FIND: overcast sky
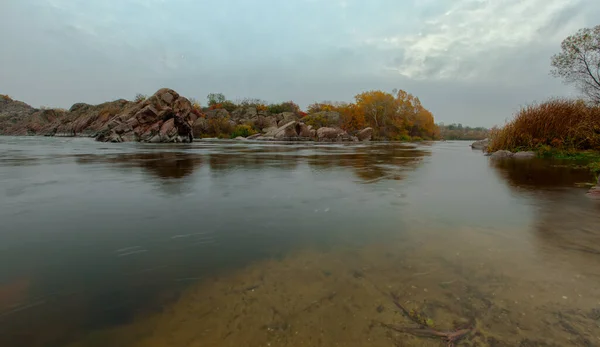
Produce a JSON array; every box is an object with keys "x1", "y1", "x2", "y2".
[{"x1": 1, "y1": 0, "x2": 599, "y2": 127}]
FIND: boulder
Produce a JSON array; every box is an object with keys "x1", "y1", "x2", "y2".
[
  {"x1": 277, "y1": 113, "x2": 298, "y2": 127},
  {"x1": 96, "y1": 89, "x2": 194, "y2": 143},
  {"x1": 297, "y1": 123, "x2": 312, "y2": 138},
  {"x1": 513, "y1": 151, "x2": 536, "y2": 159},
  {"x1": 471, "y1": 138, "x2": 489, "y2": 150},
  {"x1": 588, "y1": 177, "x2": 600, "y2": 199},
  {"x1": 246, "y1": 133, "x2": 263, "y2": 140},
  {"x1": 267, "y1": 121, "x2": 299, "y2": 139},
  {"x1": 192, "y1": 117, "x2": 208, "y2": 137},
  {"x1": 316, "y1": 127, "x2": 350, "y2": 142},
  {"x1": 490, "y1": 150, "x2": 514, "y2": 158},
  {"x1": 357, "y1": 127, "x2": 373, "y2": 141},
  {"x1": 205, "y1": 109, "x2": 230, "y2": 119}
]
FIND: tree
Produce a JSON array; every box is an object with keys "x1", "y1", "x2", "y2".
[
  {"x1": 207, "y1": 93, "x2": 226, "y2": 106},
  {"x1": 354, "y1": 90, "x2": 397, "y2": 129},
  {"x1": 551, "y1": 25, "x2": 600, "y2": 104}
]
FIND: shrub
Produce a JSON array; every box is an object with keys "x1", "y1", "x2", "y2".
[
  {"x1": 303, "y1": 113, "x2": 331, "y2": 129},
  {"x1": 134, "y1": 93, "x2": 147, "y2": 103},
  {"x1": 206, "y1": 117, "x2": 234, "y2": 137},
  {"x1": 0, "y1": 94, "x2": 13, "y2": 101},
  {"x1": 488, "y1": 99, "x2": 600, "y2": 152},
  {"x1": 221, "y1": 100, "x2": 237, "y2": 113},
  {"x1": 230, "y1": 124, "x2": 257, "y2": 138},
  {"x1": 267, "y1": 101, "x2": 301, "y2": 114},
  {"x1": 189, "y1": 97, "x2": 202, "y2": 110}
]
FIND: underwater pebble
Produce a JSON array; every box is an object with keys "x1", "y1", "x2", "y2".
[{"x1": 563, "y1": 296, "x2": 568, "y2": 299}]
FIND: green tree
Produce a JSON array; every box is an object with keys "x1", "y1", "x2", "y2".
[
  {"x1": 551, "y1": 25, "x2": 600, "y2": 104},
  {"x1": 207, "y1": 93, "x2": 226, "y2": 106}
]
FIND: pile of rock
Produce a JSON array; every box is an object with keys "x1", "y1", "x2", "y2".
[
  {"x1": 244, "y1": 120, "x2": 373, "y2": 142},
  {"x1": 96, "y1": 89, "x2": 196, "y2": 143}
]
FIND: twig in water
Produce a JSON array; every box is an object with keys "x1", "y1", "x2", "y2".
[{"x1": 380, "y1": 292, "x2": 474, "y2": 347}]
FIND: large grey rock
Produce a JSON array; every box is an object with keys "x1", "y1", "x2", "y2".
[
  {"x1": 490, "y1": 150, "x2": 514, "y2": 158},
  {"x1": 471, "y1": 138, "x2": 489, "y2": 150},
  {"x1": 513, "y1": 151, "x2": 536, "y2": 159},
  {"x1": 357, "y1": 127, "x2": 373, "y2": 141},
  {"x1": 265, "y1": 121, "x2": 299, "y2": 139},
  {"x1": 316, "y1": 127, "x2": 350, "y2": 141}
]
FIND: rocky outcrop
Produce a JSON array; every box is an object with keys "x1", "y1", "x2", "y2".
[
  {"x1": 2, "y1": 92, "x2": 375, "y2": 144},
  {"x1": 96, "y1": 89, "x2": 195, "y2": 143},
  {"x1": 0, "y1": 94, "x2": 132, "y2": 137},
  {"x1": 357, "y1": 127, "x2": 373, "y2": 141},
  {"x1": 471, "y1": 138, "x2": 489, "y2": 150}
]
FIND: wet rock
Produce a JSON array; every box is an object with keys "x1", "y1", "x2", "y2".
[
  {"x1": 588, "y1": 178, "x2": 600, "y2": 199},
  {"x1": 471, "y1": 138, "x2": 489, "y2": 150},
  {"x1": 490, "y1": 150, "x2": 514, "y2": 158},
  {"x1": 357, "y1": 127, "x2": 373, "y2": 141},
  {"x1": 513, "y1": 151, "x2": 536, "y2": 159}
]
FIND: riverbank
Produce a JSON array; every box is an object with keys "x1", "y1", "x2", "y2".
[
  {"x1": 480, "y1": 99, "x2": 600, "y2": 189},
  {"x1": 0, "y1": 88, "x2": 440, "y2": 143}
]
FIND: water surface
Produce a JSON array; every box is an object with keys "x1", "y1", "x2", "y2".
[{"x1": 0, "y1": 137, "x2": 599, "y2": 346}]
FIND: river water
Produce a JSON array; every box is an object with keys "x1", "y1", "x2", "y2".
[{"x1": 0, "y1": 137, "x2": 599, "y2": 346}]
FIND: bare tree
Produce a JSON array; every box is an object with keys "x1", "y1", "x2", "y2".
[{"x1": 551, "y1": 25, "x2": 600, "y2": 104}]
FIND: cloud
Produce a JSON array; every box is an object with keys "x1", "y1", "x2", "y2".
[
  {"x1": 0, "y1": 0, "x2": 599, "y2": 126},
  {"x1": 365, "y1": 0, "x2": 584, "y2": 80}
]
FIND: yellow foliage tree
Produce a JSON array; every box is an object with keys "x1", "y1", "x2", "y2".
[{"x1": 354, "y1": 90, "x2": 397, "y2": 130}]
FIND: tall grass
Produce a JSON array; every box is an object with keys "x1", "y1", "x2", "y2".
[{"x1": 488, "y1": 99, "x2": 600, "y2": 153}]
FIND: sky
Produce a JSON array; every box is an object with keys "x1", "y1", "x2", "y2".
[{"x1": 1, "y1": 0, "x2": 599, "y2": 127}]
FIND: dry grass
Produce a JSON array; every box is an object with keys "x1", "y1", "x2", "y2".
[{"x1": 489, "y1": 99, "x2": 600, "y2": 152}]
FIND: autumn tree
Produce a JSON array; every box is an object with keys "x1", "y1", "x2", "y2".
[
  {"x1": 354, "y1": 91, "x2": 397, "y2": 129},
  {"x1": 551, "y1": 25, "x2": 600, "y2": 104},
  {"x1": 338, "y1": 103, "x2": 366, "y2": 131}
]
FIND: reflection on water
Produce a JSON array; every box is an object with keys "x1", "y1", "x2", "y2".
[{"x1": 0, "y1": 138, "x2": 599, "y2": 346}]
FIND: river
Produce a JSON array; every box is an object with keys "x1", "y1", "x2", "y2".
[{"x1": 0, "y1": 137, "x2": 599, "y2": 346}]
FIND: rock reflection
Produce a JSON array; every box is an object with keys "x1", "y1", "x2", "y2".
[
  {"x1": 489, "y1": 157, "x2": 594, "y2": 189},
  {"x1": 77, "y1": 152, "x2": 202, "y2": 180},
  {"x1": 490, "y1": 157, "x2": 600, "y2": 273},
  {"x1": 306, "y1": 144, "x2": 429, "y2": 183}
]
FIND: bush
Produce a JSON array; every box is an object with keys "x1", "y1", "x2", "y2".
[
  {"x1": 189, "y1": 98, "x2": 201, "y2": 110},
  {"x1": 303, "y1": 113, "x2": 331, "y2": 129},
  {"x1": 230, "y1": 124, "x2": 257, "y2": 138},
  {"x1": 267, "y1": 101, "x2": 301, "y2": 114},
  {"x1": 206, "y1": 117, "x2": 234, "y2": 137},
  {"x1": 134, "y1": 93, "x2": 147, "y2": 103},
  {"x1": 489, "y1": 99, "x2": 600, "y2": 152},
  {"x1": 221, "y1": 100, "x2": 237, "y2": 113},
  {"x1": 0, "y1": 94, "x2": 13, "y2": 101}
]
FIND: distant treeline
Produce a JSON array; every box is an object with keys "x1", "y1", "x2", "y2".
[{"x1": 438, "y1": 123, "x2": 489, "y2": 141}]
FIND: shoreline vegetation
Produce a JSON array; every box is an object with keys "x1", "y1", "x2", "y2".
[
  {"x1": 0, "y1": 90, "x2": 490, "y2": 143},
  {"x1": 477, "y1": 24, "x2": 600, "y2": 192}
]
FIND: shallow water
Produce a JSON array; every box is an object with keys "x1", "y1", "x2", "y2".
[{"x1": 0, "y1": 137, "x2": 599, "y2": 346}]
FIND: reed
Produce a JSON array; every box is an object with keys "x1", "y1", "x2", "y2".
[{"x1": 488, "y1": 99, "x2": 600, "y2": 153}]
